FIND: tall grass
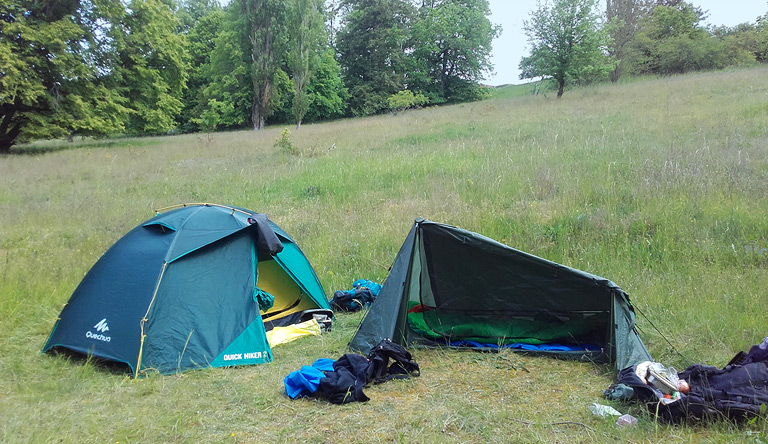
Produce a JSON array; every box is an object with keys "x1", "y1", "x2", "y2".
[{"x1": 2, "y1": 66, "x2": 768, "y2": 443}]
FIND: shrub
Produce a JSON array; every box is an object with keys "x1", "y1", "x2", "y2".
[
  {"x1": 386, "y1": 90, "x2": 429, "y2": 113},
  {"x1": 274, "y1": 128, "x2": 298, "y2": 155}
]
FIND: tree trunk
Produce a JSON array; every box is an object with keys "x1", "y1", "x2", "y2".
[
  {"x1": 0, "y1": 138, "x2": 13, "y2": 154},
  {"x1": 557, "y1": 80, "x2": 565, "y2": 98},
  {"x1": 251, "y1": 96, "x2": 265, "y2": 130},
  {"x1": 610, "y1": 57, "x2": 623, "y2": 83},
  {"x1": 0, "y1": 111, "x2": 24, "y2": 154},
  {"x1": 252, "y1": 114, "x2": 265, "y2": 130},
  {"x1": 251, "y1": 68, "x2": 272, "y2": 130}
]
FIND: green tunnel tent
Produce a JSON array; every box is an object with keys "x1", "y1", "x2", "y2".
[
  {"x1": 349, "y1": 218, "x2": 651, "y2": 370},
  {"x1": 42, "y1": 203, "x2": 331, "y2": 377}
]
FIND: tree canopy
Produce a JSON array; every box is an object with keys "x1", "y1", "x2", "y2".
[
  {"x1": 336, "y1": 0, "x2": 416, "y2": 116},
  {"x1": 519, "y1": 0, "x2": 767, "y2": 92},
  {"x1": 0, "y1": 0, "x2": 128, "y2": 152},
  {"x1": 114, "y1": 0, "x2": 188, "y2": 135},
  {"x1": 2, "y1": 0, "x2": 767, "y2": 150},
  {"x1": 520, "y1": 0, "x2": 614, "y2": 97},
  {"x1": 286, "y1": 0, "x2": 325, "y2": 128},
  {"x1": 625, "y1": 1, "x2": 754, "y2": 75},
  {"x1": 411, "y1": 0, "x2": 500, "y2": 104}
]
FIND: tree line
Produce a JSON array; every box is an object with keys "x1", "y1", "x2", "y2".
[
  {"x1": 520, "y1": 0, "x2": 768, "y2": 97},
  {"x1": 2, "y1": 0, "x2": 766, "y2": 152},
  {"x1": 0, "y1": 0, "x2": 499, "y2": 152}
]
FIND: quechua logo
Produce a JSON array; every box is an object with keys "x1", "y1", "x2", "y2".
[{"x1": 86, "y1": 318, "x2": 112, "y2": 342}]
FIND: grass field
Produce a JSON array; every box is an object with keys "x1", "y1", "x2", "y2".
[{"x1": 2, "y1": 66, "x2": 768, "y2": 443}]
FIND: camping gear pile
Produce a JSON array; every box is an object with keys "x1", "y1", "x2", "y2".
[
  {"x1": 605, "y1": 338, "x2": 768, "y2": 422},
  {"x1": 42, "y1": 207, "x2": 765, "y2": 425},
  {"x1": 42, "y1": 204, "x2": 331, "y2": 377},
  {"x1": 330, "y1": 279, "x2": 382, "y2": 312},
  {"x1": 284, "y1": 339, "x2": 420, "y2": 404}
]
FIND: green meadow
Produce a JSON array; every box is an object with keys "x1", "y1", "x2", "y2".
[{"x1": 2, "y1": 66, "x2": 768, "y2": 443}]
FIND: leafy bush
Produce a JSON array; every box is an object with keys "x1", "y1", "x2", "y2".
[
  {"x1": 274, "y1": 128, "x2": 298, "y2": 155},
  {"x1": 192, "y1": 99, "x2": 233, "y2": 133},
  {"x1": 274, "y1": 128, "x2": 328, "y2": 157},
  {"x1": 386, "y1": 90, "x2": 429, "y2": 113}
]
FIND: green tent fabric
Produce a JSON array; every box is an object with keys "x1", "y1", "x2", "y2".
[
  {"x1": 406, "y1": 302, "x2": 605, "y2": 345},
  {"x1": 349, "y1": 218, "x2": 652, "y2": 370},
  {"x1": 42, "y1": 203, "x2": 330, "y2": 377}
]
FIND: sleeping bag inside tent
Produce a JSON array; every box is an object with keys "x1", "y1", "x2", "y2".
[
  {"x1": 349, "y1": 218, "x2": 651, "y2": 370},
  {"x1": 42, "y1": 203, "x2": 330, "y2": 377}
]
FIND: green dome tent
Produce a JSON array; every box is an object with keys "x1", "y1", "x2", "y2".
[
  {"x1": 349, "y1": 218, "x2": 651, "y2": 370},
  {"x1": 42, "y1": 203, "x2": 330, "y2": 377}
]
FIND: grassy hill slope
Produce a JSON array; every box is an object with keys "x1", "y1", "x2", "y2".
[{"x1": 2, "y1": 66, "x2": 768, "y2": 443}]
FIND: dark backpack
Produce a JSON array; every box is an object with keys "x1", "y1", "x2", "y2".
[
  {"x1": 366, "y1": 339, "x2": 421, "y2": 384},
  {"x1": 330, "y1": 288, "x2": 375, "y2": 312},
  {"x1": 616, "y1": 359, "x2": 768, "y2": 422}
]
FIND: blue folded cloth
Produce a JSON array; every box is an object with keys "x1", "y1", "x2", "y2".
[
  {"x1": 284, "y1": 358, "x2": 337, "y2": 399},
  {"x1": 312, "y1": 358, "x2": 336, "y2": 372}
]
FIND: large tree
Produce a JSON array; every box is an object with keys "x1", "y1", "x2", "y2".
[
  {"x1": 177, "y1": 0, "x2": 224, "y2": 132},
  {"x1": 303, "y1": 49, "x2": 349, "y2": 122},
  {"x1": 410, "y1": 0, "x2": 500, "y2": 103},
  {"x1": 336, "y1": 0, "x2": 416, "y2": 116},
  {"x1": 626, "y1": 1, "x2": 717, "y2": 75},
  {"x1": 286, "y1": 0, "x2": 325, "y2": 128},
  {"x1": 242, "y1": 0, "x2": 288, "y2": 130},
  {"x1": 111, "y1": 0, "x2": 188, "y2": 135},
  {"x1": 758, "y1": 10, "x2": 768, "y2": 62},
  {"x1": 207, "y1": 0, "x2": 287, "y2": 131},
  {"x1": 0, "y1": 0, "x2": 128, "y2": 152},
  {"x1": 519, "y1": 0, "x2": 614, "y2": 98},
  {"x1": 205, "y1": 6, "x2": 253, "y2": 129},
  {"x1": 605, "y1": 0, "x2": 654, "y2": 82}
]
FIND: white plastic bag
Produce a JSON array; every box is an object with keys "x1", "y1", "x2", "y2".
[{"x1": 589, "y1": 402, "x2": 622, "y2": 418}]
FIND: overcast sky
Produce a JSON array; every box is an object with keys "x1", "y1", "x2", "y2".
[{"x1": 485, "y1": 0, "x2": 768, "y2": 86}]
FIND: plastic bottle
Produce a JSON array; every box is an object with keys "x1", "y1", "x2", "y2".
[
  {"x1": 759, "y1": 337, "x2": 768, "y2": 350},
  {"x1": 616, "y1": 414, "x2": 638, "y2": 427},
  {"x1": 589, "y1": 403, "x2": 622, "y2": 418}
]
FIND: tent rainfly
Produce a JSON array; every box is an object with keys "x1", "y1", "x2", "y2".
[
  {"x1": 42, "y1": 203, "x2": 331, "y2": 377},
  {"x1": 349, "y1": 218, "x2": 652, "y2": 370}
]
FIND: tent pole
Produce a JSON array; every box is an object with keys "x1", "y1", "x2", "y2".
[
  {"x1": 136, "y1": 262, "x2": 168, "y2": 378},
  {"x1": 154, "y1": 203, "x2": 253, "y2": 217}
]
